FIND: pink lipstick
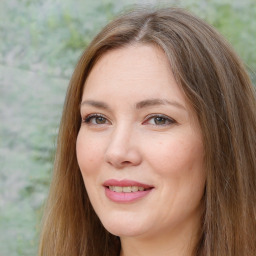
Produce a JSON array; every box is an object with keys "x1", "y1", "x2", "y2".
[{"x1": 103, "y1": 179, "x2": 154, "y2": 203}]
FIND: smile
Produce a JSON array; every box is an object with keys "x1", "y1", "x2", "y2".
[
  {"x1": 103, "y1": 179, "x2": 154, "y2": 203},
  {"x1": 108, "y1": 186, "x2": 148, "y2": 192}
]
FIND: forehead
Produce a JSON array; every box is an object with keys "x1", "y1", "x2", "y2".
[{"x1": 82, "y1": 44, "x2": 185, "y2": 105}]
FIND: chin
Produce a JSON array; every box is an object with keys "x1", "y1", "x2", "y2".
[
  {"x1": 106, "y1": 226, "x2": 146, "y2": 238},
  {"x1": 100, "y1": 215, "x2": 149, "y2": 237}
]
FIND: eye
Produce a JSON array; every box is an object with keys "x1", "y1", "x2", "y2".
[
  {"x1": 83, "y1": 114, "x2": 110, "y2": 125},
  {"x1": 144, "y1": 114, "x2": 176, "y2": 126}
]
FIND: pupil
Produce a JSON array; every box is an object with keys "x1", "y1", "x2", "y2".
[
  {"x1": 155, "y1": 117, "x2": 165, "y2": 125},
  {"x1": 96, "y1": 117, "x2": 105, "y2": 124}
]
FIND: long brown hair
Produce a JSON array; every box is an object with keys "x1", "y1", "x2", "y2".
[{"x1": 39, "y1": 7, "x2": 256, "y2": 256}]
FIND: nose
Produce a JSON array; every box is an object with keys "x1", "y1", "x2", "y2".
[{"x1": 104, "y1": 125, "x2": 142, "y2": 169}]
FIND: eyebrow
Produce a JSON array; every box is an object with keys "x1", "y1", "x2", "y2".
[
  {"x1": 80, "y1": 98, "x2": 186, "y2": 111},
  {"x1": 135, "y1": 98, "x2": 186, "y2": 111},
  {"x1": 80, "y1": 100, "x2": 109, "y2": 109}
]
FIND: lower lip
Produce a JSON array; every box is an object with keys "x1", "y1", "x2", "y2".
[{"x1": 104, "y1": 187, "x2": 152, "y2": 203}]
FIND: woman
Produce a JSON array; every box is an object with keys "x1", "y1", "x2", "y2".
[{"x1": 39, "y1": 7, "x2": 256, "y2": 256}]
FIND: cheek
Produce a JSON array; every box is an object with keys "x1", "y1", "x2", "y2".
[
  {"x1": 143, "y1": 134, "x2": 205, "y2": 203},
  {"x1": 145, "y1": 137, "x2": 204, "y2": 175},
  {"x1": 76, "y1": 131, "x2": 104, "y2": 175},
  {"x1": 150, "y1": 137, "x2": 205, "y2": 210}
]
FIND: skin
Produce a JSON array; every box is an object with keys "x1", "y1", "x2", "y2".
[{"x1": 76, "y1": 44, "x2": 206, "y2": 256}]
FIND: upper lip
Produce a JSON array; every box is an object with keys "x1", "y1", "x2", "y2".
[{"x1": 103, "y1": 179, "x2": 154, "y2": 189}]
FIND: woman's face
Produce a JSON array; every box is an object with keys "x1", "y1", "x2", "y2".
[{"x1": 76, "y1": 45, "x2": 205, "y2": 241}]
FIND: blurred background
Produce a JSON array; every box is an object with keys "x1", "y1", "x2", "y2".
[{"x1": 0, "y1": 0, "x2": 255, "y2": 255}]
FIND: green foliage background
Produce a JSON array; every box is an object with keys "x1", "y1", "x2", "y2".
[{"x1": 0, "y1": 0, "x2": 255, "y2": 255}]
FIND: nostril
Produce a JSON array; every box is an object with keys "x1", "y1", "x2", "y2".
[
  {"x1": 122, "y1": 161, "x2": 131, "y2": 165},
  {"x1": 105, "y1": 145, "x2": 142, "y2": 168}
]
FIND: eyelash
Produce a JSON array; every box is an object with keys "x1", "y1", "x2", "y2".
[
  {"x1": 82, "y1": 114, "x2": 176, "y2": 126},
  {"x1": 144, "y1": 114, "x2": 176, "y2": 126},
  {"x1": 82, "y1": 113, "x2": 109, "y2": 125}
]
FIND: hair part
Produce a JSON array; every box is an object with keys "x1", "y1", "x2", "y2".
[{"x1": 39, "y1": 7, "x2": 256, "y2": 256}]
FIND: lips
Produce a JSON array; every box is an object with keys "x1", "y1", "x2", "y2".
[{"x1": 103, "y1": 179, "x2": 154, "y2": 203}]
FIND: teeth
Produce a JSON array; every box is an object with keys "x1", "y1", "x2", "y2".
[
  {"x1": 123, "y1": 186, "x2": 132, "y2": 192},
  {"x1": 131, "y1": 186, "x2": 138, "y2": 192},
  {"x1": 109, "y1": 186, "x2": 145, "y2": 192}
]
